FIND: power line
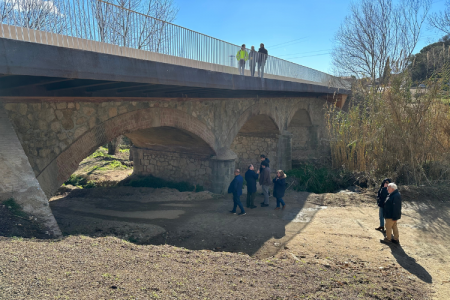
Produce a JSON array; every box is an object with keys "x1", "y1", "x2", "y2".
[
  {"x1": 278, "y1": 49, "x2": 332, "y2": 58},
  {"x1": 268, "y1": 37, "x2": 309, "y2": 48},
  {"x1": 287, "y1": 52, "x2": 331, "y2": 60}
]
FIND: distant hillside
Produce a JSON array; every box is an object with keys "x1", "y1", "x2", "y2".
[{"x1": 409, "y1": 34, "x2": 450, "y2": 83}]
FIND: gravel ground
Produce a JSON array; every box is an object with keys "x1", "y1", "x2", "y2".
[{"x1": 0, "y1": 235, "x2": 429, "y2": 299}]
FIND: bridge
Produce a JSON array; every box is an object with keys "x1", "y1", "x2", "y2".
[{"x1": 0, "y1": 0, "x2": 350, "y2": 236}]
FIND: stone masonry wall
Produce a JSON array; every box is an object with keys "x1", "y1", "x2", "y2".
[
  {"x1": 3, "y1": 97, "x2": 327, "y2": 196},
  {"x1": 132, "y1": 148, "x2": 213, "y2": 189},
  {"x1": 231, "y1": 135, "x2": 278, "y2": 173}
]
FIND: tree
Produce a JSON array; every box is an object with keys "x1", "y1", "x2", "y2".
[
  {"x1": 408, "y1": 35, "x2": 450, "y2": 83},
  {"x1": 332, "y1": 0, "x2": 431, "y2": 85},
  {"x1": 0, "y1": 0, "x2": 68, "y2": 32},
  {"x1": 429, "y1": 0, "x2": 450, "y2": 35}
]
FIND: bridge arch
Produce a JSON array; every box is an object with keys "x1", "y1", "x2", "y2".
[{"x1": 36, "y1": 107, "x2": 217, "y2": 196}]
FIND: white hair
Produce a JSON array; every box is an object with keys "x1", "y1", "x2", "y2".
[{"x1": 388, "y1": 183, "x2": 398, "y2": 190}]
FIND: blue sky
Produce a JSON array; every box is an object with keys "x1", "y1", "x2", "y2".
[{"x1": 174, "y1": 0, "x2": 446, "y2": 74}]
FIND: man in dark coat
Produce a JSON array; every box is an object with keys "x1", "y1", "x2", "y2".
[
  {"x1": 245, "y1": 164, "x2": 259, "y2": 209},
  {"x1": 376, "y1": 178, "x2": 391, "y2": 231},
  {"x1": 259, "y1": 154, "x2": 270, "y2": 173},
  {"x1": 228, "y1": 169, "x2": 246, "y2": 215},
  {"x1": 381, "y1": 183, "x2": 402, "y2": 244},
  {"x1": 257, "y1": 43, "x2": 268, "y2": 78},
  {"x1": 259, "y1": 161, "x2": 271, "y2": 207}
]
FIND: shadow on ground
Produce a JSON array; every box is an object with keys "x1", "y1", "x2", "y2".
[
  {"x1": 46, "y1": 187, "x2": 321, "y2": 257},
  {"x1": 387, "y1": 243, "x2": 433, "y2": 283}
]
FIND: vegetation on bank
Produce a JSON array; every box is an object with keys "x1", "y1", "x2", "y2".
[
  {"x1": 326, "y1": 67, "x2": 450, "y2": 186},
  {"x1": 122, "y1": 175, "x2": 204, "y2": 193}
]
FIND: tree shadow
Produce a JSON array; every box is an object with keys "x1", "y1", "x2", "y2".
[
  {"x1": 45, "y1": 187, "x2": 316, "y2": 257},
  {"x1": 387, "y1": 243, "x2": 433, "y2": 283}
]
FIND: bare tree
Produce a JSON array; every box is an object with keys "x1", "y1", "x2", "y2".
[
  {"x1": 429, "y1": 0, "x2": 450, "y2": 35},
  {"x1": 1, "y1": 0, "x2": 68, "y2": 32},
  {"x1": 332, "y1": 0, "x2": 431, "y2": 84}
]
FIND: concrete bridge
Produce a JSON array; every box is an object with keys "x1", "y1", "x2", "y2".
[{"x1": 0, "y1": 8, "x2": 350, "y2": 236}]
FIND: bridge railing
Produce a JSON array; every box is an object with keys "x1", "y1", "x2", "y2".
[{"x1": 0, "y1": 0, "x2": 347, "y2": 88}]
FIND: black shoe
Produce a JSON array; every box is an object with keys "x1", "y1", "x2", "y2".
[
  {"x1": 260, "y1": 201, "x2": 265, "y2": 204},
  {"x1": 261, "y1": 204, "x2": 269, "y2": 207},
  {"x1": 380, "y1": 238, "x2": 391, "y2": 244},
  {"x1": 238, "y1": 212, "x2": 246, "y2": 216},
  {"x1": 250, "y1": 206, "x2": 257, "y2": 209},
  {"x1": 392, "y1": 239, "x2": 400, "y2": 244},
  {"x1": 229, "y1": 211, "x2": 236, "y2": 214}
]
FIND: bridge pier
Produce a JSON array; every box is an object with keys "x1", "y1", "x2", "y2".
[
  {"x1": 276, "y1": 131, "x2": 293, "y2": 172},
  {"x1": 0, "y1": 104, "x2": 61, "y2": 237}
]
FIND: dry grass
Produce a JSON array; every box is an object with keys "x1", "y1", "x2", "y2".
[{"x1": 326, "y1": 67, "x2": 450, "y2": 185}]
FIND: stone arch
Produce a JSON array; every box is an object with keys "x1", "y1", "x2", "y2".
[
  {"x1": 227, "y1": 103, "x2": 284, "y2": 173},
  {"x1": 224, "y1": 103, "x2": 282, "y2": 148},
  {"x1": 36, "y1": 107, "x2": 216, "y2": 196}
]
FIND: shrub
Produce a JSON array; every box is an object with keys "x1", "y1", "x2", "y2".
[
  {"x1": 286, "y1": 165, "x2": 352, "y2": 194},
  {"x1": 123, "y1": 175, "x2": 196, "y2": 192}
]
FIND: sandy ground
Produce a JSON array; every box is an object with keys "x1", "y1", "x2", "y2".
[{"x1": 45, "y1": 186, "x2": 450, "y2": 299}]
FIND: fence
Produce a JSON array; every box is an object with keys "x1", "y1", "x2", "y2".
[{"x1": 0, "y1": 0, "x2": 345, "y2": 88}]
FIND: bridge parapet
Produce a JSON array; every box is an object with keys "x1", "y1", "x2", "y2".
[{"x1": 0, "y1": 0, "x2": 348, "y2": 89}]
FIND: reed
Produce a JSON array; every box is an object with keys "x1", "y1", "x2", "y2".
[{"x1": 326, "y1": 65, "x2": 450, "y2": 185}]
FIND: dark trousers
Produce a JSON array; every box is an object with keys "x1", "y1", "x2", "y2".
[
  {"x1": 276, "y1": 197, "x2": 285, "y2": 207},
  {"x1": 232, "y1": 194, "x2": 245, "y2": 213},
  {"x1": 246, "y1": 192, "x2": 256, "y2": 207}
]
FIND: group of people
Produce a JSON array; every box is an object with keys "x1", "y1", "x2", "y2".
[
  {"x1": 236, "y1": 43, "x2": 268, "y2": 77},
  {"x1": 376, "y1": 178, "x2": 402, "y2": 244},
  {"x1": 227, "y1": 155, "x2": 286, "y2": 216}
]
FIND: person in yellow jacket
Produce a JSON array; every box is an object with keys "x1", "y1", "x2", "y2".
[{"x1": 236, "y1": 44, "x2": 249, "y2": 75}]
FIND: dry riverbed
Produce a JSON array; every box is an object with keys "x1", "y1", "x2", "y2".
[{"x1": 1, "y1": 184, "x2": 449, "y2": 299}]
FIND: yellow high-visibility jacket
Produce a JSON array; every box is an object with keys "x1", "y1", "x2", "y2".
[{"x1": 236, "y1": 49, "x2": 249, "y2": 61}]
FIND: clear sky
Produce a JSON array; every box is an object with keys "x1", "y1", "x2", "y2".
[{"x1": 172, "y1": 0, "x2": 446, "y2": 74}]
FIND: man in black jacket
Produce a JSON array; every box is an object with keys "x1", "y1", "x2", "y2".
[
  {"x1": 381, "y1": 183, "x2": 402, "y2": 244},
  {"x1": 245, "y1": 164, "x2": 259, "y2": 209},
  {"x1": 257, "y1": 43, "x2": 268, "y2": 78},
  {"x1": 259, "y1": 161, "x2": 271, "y2": 207}
]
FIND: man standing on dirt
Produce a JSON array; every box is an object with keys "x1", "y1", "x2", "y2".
[
  {"x1": 259, "y1": 161, "x2": 271, "y2": 207},
  {"x1": 381, "y1": 183, "x2": 402, "y2": 244},
  {"x1": 228, "y1": 169, "x2": 246, "y2": 215},
  {"x1": 245, "y1": 164, "x2": 259, "y2": 209},
  {"x1": 259, "y1": 154, "x2": 271, "y2": 196}
]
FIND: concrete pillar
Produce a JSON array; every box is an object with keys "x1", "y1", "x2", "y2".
[
  {"x1": 0, "y1": 104, "x2": 61, "y2": 237},
  {"x1": 277, "y1": 131, "x2": 293, "y2": 172},
  {"x1": 210, "y1": 149, "x2": 237, "y2": 194}
]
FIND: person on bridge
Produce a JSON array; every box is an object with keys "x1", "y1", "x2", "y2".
[
  {"x1": 273, "y1": 170, "x2": 287, "y2": 210},
  {"x1": 249, "y1": 46, "x2": 258, "y2": 77},
  {"x1": 236, "y1": 44, "x2": 249, "y2": 76},
  {"x1": 259, "y1": 161, "x2": 271, "y2": 207},
  {"x1": 381, "y1": 183, "x2": 402, "y2": 245},
  {"x1": 258, "y1": 43, "x2": 268, "y2": 78},
  {"x1": 375, "y1": 178, "x2": 391, "y2": 232},
  {"x1": 245, "y1": 164, "x2": 259, "y2": 209},
  {"x1": 228, "y1": 169, "x2": 246, "y2": 215}
]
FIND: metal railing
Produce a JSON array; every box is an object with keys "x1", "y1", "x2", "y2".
[{"x1": 0, "y1": 0, "x2": 345, "y2": 88}]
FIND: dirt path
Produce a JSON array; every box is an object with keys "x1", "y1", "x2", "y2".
[{"x1": 47, "y1": 187, "x2": 450, "y2": 298}]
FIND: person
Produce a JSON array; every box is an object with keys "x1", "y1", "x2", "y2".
[
  {"x1": 249, "y1": 46, "x2": 257, "y2": 77},
  {"x1": 257, "y1": 43, "x2": 268, "y2": 78},
  {"x1": 259, "y1": 161, "x2": 271, "y2": 207},
  {"x1": 259, "y1": 154, "x2": 270, "y2": 173},
  {"x1": 227, "y1": 169, "x2": 246, "y2": 215},
  {"x1": 381, "y1": 183, "x2": 402, "y2": 244},
  {"x1": 375, "y1": 178, "x2": 391, "y2": 232},
  {"x1": 273, "y1": 170, "x2": 287, "y2": 210},
  {"x1": 259, "y1": 155, "x2": 271, "y2": 196},
  {"x1": 245, "y1": 164, "x2": 259, "y2": 208},
  {"x1": 236, "y1": 44, "x2": 249, "y2": 76}
]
